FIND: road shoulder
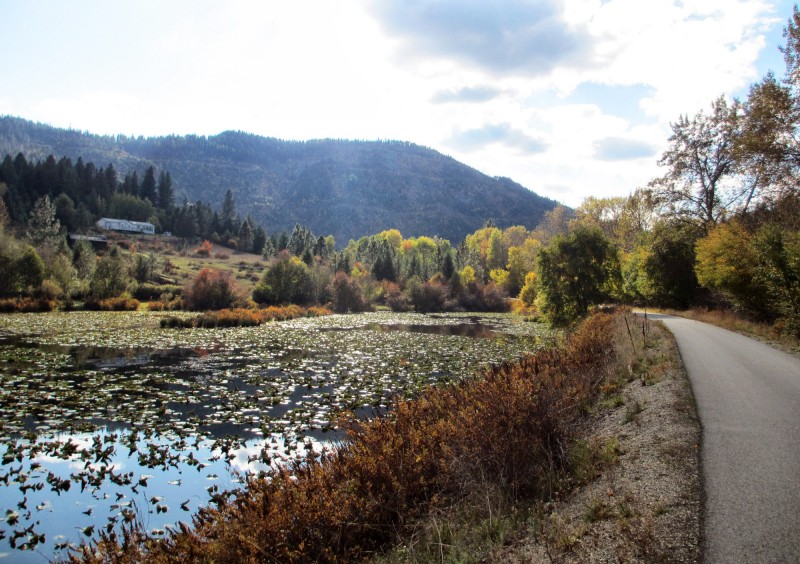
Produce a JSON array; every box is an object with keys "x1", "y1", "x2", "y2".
[{"x1": 502, "y1": 316, "x2": 702, "y2": 562}]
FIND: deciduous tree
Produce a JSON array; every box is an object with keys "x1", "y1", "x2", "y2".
[
  {"x1": 536, "y1": 227, "x2": 620, "y2": 326},
  {"x1": 253, "y1": 251, "x2": 315, "y2": 305},
  {"x1": 650, "y1": 97, "x2": 743, "y2": 231}
]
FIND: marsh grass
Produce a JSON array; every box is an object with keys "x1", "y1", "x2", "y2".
[
  {"x1": 159, "y1": 305, "x2": 332, "y2": 328},
  {"x1": 0, "y1": 297, "x2": 57, "y2": 312}
]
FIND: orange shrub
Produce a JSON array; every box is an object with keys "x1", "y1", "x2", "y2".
[
  {"x1": 0, "y1": 298, "x2": 57, "y2": 313},
  {"x1": 159, "y1": 305, "x2": 332, "y2": 328},
  {"x1": 194, "y1": 240, "x2": 213, "y2": 257},
  {"x1": 183, "y1": 268, "x2": 244, "y2": 311},
  {"x1": 85, "y1": 296, "x2": 140, "y2": 311}
]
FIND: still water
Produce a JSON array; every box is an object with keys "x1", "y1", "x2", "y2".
[{"x1": 0, "y1": 311, "x2": 551, "y2": 561}]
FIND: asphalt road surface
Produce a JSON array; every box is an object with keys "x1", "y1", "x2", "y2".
[{"x1": 644, "y1": 313, "x2": 800, "y2": 563}]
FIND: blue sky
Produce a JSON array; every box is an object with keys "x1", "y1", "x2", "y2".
[{"x1": 1, "y1": 0, "x2": 796, "y2": 206}]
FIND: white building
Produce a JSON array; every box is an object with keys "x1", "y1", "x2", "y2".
[{"x1": 96, "y1": 218, "x2": 155, "y2": 235}]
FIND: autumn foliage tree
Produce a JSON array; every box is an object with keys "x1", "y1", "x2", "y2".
[
  {"x1": 252, "y1": 251, "x2": 315, "y2": 306},
  {"x1": 183, "y1": 268, "x2": 244, "y2": 310},
  {"x1": 536, "y1": 227, "x2": 620, "y2": 326},
  {"x1": 330, "y1": 272, "x2": 371, "y2": 313},
  {"x1": 650, "y1": 96, "x2": 742, "y2": 231}
]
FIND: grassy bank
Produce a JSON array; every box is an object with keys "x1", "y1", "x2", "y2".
[{"x1": 66, "y1": 311, "x2": 629, "y2": 563}]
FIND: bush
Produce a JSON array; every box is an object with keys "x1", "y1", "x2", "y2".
[
  {"x1": 384, "y1": 282, "x2": 410, "y2": 312},
  {"x1": 330, "y1": 272, "x2": 371, "y2": 313},
  {"x1": 0, "y1": 298, "x2": 57, "y2": 313},
  {"x1": 37, "y1": 279, "x2": 63, "y2": 301},
  {"x1": 457, "y1": 282, "x2": 510, "y2": 312},
  {"x1": 195, "y1": 240, "x2": 213, "y2": 257},
  {"x1": 407, "y1": 278, "x2": 447, "y2": 313},
  {"x1": 134, "y1": 283, "x2": 182, "y2": 301},
  {"x1": 183, "y1": 268, "x2": 245, "y2": 311},
  {"x1": 85, "y1": 295, "x2": 140, "y2": 311},
  {"x1": 160, "y1": 305, "x2": 331, "y2": 328},
  {"x1": 253, "y1": 252, "x2": 315, "y2": 306},
  {"x1": 16, "y1": 247, "x2": 46, "y2": 295}
]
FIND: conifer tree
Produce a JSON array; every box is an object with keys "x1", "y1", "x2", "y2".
[
  {"x1": 157, "y1": 171, "x2": 174, "y2": 210},
  {"x1": 221, "y1": 189, "x2": 237, "y2": 233},
  {"x1": 140, "y1": 166, "x2": 157, "y2": 203},
  {"x1": 238, "y1": 218, "x2": 254, "y2": 252}
]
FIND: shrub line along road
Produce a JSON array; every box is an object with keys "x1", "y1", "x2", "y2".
[{"x1": 642, "y1": 313, "x2": 800, "y2": 563}]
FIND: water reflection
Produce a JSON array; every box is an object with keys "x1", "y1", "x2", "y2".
[
  {"x1": 322, "y1": 320, "x2": 500, "y2": 338},
  {"x1": 0, "y1": 429, "x2": 332, "y2": 562},
  {"x1": 364, "y1": 322, "x2": 498, "y2": 338},
  {"x1": 0, "y1": 311, "x2": 548, "y2": 561}
]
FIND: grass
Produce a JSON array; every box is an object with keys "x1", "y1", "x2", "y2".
[
  {"x1": 165, "y1": 252, "x2": 265, "y2": 292},
  {"x1": 623, "y1": 400, "x2": 644, "y2": 424},
  {"x1": 109, "y1": 233, "x2": 268, "y2": 294},
  {"x1": 569, "y1": 436, "x2": 621, "y2": 484}
]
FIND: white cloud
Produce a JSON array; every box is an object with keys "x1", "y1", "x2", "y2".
[
  {"x1": 561, "y1": 0, "x2": 777, "y2": 119},
  {"x1": 431, "y1": 86, "x2": 505, "y2": 104},
  {"x1": 368, "y1": 0, "x2": 593, "y2": 75}
]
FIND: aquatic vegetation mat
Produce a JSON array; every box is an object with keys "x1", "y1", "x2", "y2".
[
  {"x1": 0, "y1": 311, "x2": 553, "y2": 561},
  {"x1": 69, "y1": 312, "x2": 614, "y2": 563}
]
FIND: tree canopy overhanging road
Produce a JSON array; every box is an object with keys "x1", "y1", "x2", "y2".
[{"x1": 645, "y1": 313, "x2": 800, "y2": 563}]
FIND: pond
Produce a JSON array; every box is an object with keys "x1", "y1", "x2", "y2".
[{"x1": 0, "y1": 311, "x2": 555, "y2": 561}]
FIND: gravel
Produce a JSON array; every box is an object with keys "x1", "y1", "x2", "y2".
[{"x1": 499, "y1": 320, "x2": 702, "y2": 563}]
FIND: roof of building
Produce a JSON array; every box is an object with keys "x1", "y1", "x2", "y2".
[{"x1": 97, "y1": 218, "x2": 154, "y2": 227}]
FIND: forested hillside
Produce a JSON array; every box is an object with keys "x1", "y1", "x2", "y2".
[{"x1": 0, "y1": 117, "x2": 557, "y2": 244}]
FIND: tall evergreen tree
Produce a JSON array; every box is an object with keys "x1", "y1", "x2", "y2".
[
  {"x1": 123, "y1": 171, "x2": 140, "y2": 197},
  {"x1": 253, "y1": 226, "x2": 267, "y2": 255},
  {"x1": 221, "y1": 189, "x2": 237, "y2": 233},
  {"x1": 140, "y1": 166, "x2": 157, "y2": 204},
  {"x1": 237, "y1": 218, "x2": 254, "y2": 252},
  {"x1": 288, "y1": 224, "x2": 315, "y2": 257},
  {"x1": 157, "y1": 171, "x2": 174, "y2": 210},
  {"x1": 27, "y1": 195, "x2": 62, "y2": 250}
]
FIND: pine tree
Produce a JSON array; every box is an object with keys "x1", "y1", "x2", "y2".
[
  {"x1": 123, "y1": 171, "x2": 140, "y2": 196},
  {"x1": 27, "y1": 195, "x2": 62, "y2": 250},
  {"x1": 157, "y1": 171, "x2": 174, "y2": 210},
  {"x1": 221, "y1": 189, "x2": 237, "y2": 233},
  {"x1": 289, "y1": 224, "x2": 315, "y2": 257},
  {"x1": 261, "y1": 237, "x2": 276, "y2": 259},
  {"x1": 442, "y1": 252, "x2": 455, "y2": 280},
  {"x1": 253, "y1": 226, "x2": 267, "y2": 255},
  {"x1": 237, "y1": 218, "x2": 254, "y2": 252},
  {"x1": 140, "y1": 166, "x2": 157, "y2": 203},
  {"x1": 105, "y1": 164, "x2": 118, "y2": 195}
]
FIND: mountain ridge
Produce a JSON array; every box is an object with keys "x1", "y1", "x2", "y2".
[{"x1": 0, "y1": 115, "x2": 558, "y2": 244}]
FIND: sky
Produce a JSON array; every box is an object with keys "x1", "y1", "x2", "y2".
[{"x1": 1, "y1": 0, "x2": 796, "y2": 207}]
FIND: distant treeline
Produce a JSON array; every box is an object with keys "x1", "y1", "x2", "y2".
[{"x1": 0, "y1": 152, "x2": 282, "y2": 254}]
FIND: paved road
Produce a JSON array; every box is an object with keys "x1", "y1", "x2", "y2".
[{"x1": 644, "y1": 313, "x2": 800, "y2": 563}]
